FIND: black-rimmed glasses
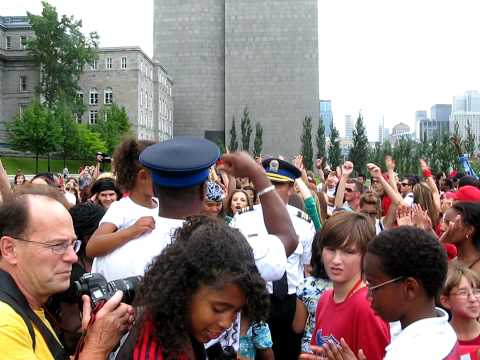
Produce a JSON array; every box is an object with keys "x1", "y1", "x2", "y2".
[{"x1": 13, "y1": 237, "x2": 81, "y2": 255}]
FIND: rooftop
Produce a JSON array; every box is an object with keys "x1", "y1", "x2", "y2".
[{"x1": 0, "y1": 16, "x2": 31, "y2": 30}]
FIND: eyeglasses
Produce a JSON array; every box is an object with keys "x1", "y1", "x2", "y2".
[
  {"x1": 400, "y1": 183, "x2": 410, "y2": 186},
  {"x1": 360, "y1": 210, "x2": 378, "y2": 217},
  {"x1": 450, "y1": 288, "x2": 480, "y2": 299},
  {"x1": 13, "y1": 237, "x2": 81, "y2": 255},
  {"x1": 366, "y1": 276, "x2": 404, "y2": 295},
  {"x1": 345, "y1": 188, "x2": 354, "y2": 193}
]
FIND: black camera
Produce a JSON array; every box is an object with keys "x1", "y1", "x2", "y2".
[
  {"x1": 96, "y1": 152, "x2": 112, "y2": 164},
  {"x1": 74, "y1": 273, "x2": 141, "y2": 307}
]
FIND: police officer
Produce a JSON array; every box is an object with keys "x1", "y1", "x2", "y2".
[
  {"x1": 231, "y1": 157, "x2": 316, "y2": 360},
  {"x1": 93, "y1": 139, "x2": 296, "y2": 285}
]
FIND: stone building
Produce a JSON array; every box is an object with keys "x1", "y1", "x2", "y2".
[
  {"x1": 0, "y1": 16, "x2": 38, "y2": 148},
  {"x1": 77, "y1": 47, "x2": 174, "y2": 142},
  {"x1": 154, "y1": 0, "x2": 319, "y2": 159},
  {"x1": 0, "y1": 16, "x2": 173, "y2": 147}
]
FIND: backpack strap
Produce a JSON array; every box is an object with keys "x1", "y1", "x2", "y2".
[{"x1": 0, "y1": 269, "x2": 68, "y2": 360}]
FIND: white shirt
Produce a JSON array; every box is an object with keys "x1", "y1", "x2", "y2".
[
  {"x1": 403, "y1": 192, "x2": 414, "y2": 207},
  {"x1": 384, "y1": 308, "x2": 458, "y2": 360},
  {"x1": 92, "y1": 216, "x2": 183, "y2": 281},
  {"x1": 231, "y1": 204, "x2": 315, "y2": 293},
  {"x1": 98, "y1": 196, "x2": 158, "y2": 230}
]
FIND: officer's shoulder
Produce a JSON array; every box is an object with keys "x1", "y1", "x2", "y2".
[
  {"x1": 295, "y1": 209, "x2": 312, "y2": 223},
  {"x1": 237, "y1": 206, "x2": 255, "y2": 215}
]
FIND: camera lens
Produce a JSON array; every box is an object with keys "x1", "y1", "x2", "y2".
[{"x1": 107, "y1": 276, "x2": 142, "y2": 305}]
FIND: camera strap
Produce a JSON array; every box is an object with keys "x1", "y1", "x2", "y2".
[{"x1": 0, "y1": 269, "x2": 68, "y2": 360}]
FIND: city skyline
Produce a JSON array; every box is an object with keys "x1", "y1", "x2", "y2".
[{"x1": 3, "y1": 0, "x2": 480, "y2": 141}]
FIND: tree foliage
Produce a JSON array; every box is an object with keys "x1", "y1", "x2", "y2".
[
  {"x1": 349, "y1": 113, "x2": 369, "y2": 175},
  {"x1": 240, "y1": 106, "x2": 253, "y2": 153},
  {"x1": 77, "y1": 124, "x2": 107, "y2": 161},
  {"x1": 253, "y1": 122, "x2": 263, "y2": 158},
  {"x1": 6, "y1": 101, "x2": 61, "y2": 172},
  {"x1": 301, "y1": 116, "x2": 314, "y2": 170},
  {"x1": 465, "y1": 119, "x2": 476, "y2": 156},
  {"x1": 328, "y1": 122, "x2": 341, "y2": 169},
  {"x1": 94, "y1": 104, "x2": 132, "y2": 154},
  {"x1": 316, "y1": 115, "x2": 326, "y2": 160},
  {"x1": 27, "y1": 1, "x2": 99, "y2": 108},
  {"x1": 54, "y1": 101, "x2": 81, "y2": 166},
  {"x1": 229, "y1": 116, "x2": 239, "y2": 152}
]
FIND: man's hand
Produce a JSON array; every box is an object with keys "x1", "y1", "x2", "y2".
[
  {"x1": 367, "y1": 163, "x2": 382, "y2": 179},
  {"x1": 220, "y1": 152, "x2": 264, "y2": 179},
  {"x1": 419, "y1": 159, "x2": 429, "y2": 171},
  {"x1": 81, "y1": 291, "x2": 134, "y2": 357},
  {"x1": 385, "y1": 155, "x2": 395, "y2": 172},
  {"x1": 341, "y1": 161, "x2": 354, "y2": 179}
]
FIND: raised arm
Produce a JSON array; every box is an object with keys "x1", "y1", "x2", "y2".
[
  {"x1": 221, "y1": 152, "x2": 298, "y2": 256},
  {"x1": 0, "y1": 160, "x2": 12, "y2": 204},
  {"x1": 367, "y1": 163, "x2": 406, "y2": 207},
  {"x1": 385, "y1": 155, "x2": 399, "y2": 194},
  {"x1": 420, "y1": 159, "x2": 441, "y2": 213},
  {"x1": 334, "y1": 161, "x2": 353, "y2": 210}
]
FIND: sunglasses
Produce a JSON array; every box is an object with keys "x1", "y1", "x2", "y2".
[{"x1": 400, "y1": 182, "x2": 410, "y2": 186}]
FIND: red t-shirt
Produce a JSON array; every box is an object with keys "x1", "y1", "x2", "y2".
[
  {"x1": 459, "y1": 334, "x2": 480, "y2": 358},
  {"x1": 311, "y1": 287, "x2": 390, "y2": 359}
]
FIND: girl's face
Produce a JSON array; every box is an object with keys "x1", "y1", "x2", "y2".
[
  {"x1": 322, "y1": 245, "x2": 362, "y2": 286},
  {"x1": 188, "y1": 283, "x2": 246, "y2": 343},
  {"x1": 15, "y1": 175, "x2": 25, "y2": 185},
  {"x1": 443, "y1": 276, "x2": 480, "y2": 320},
  {"x1": 231, "y1": 192, "x2": 248, "y2": 214},
  {"x1": 441, "y1": 208, "x2": 467, "y2": 244}
]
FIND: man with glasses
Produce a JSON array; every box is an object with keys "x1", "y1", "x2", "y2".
[
  {"x1": 0, "y1": 187, "x2": 133, "y2": 359},
  {"x1": 399, "y1": 176, "x2": 416, "y2": 207}
]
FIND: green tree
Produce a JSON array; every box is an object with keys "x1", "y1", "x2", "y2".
[
  {"x1": 77, "y1": 124, "x2": 107, "y2": 161},
  {"x1": 393, "y1": 137, "x2": 415, "y2": 174},
  {"x1": 54, "y1": 101, "x2": 81, "y2": 167},
  {"x1": 229, "y1": 116, "x2": 239, "y2": 152},
  {"x1": 301, "y1": 116, "x2": 314, "y2": 170},
  {"x1": 348, "y1": 113, "x2": 369, "y2": 175},
  {"x1": 465, "y1": 119, "x2": 476, "y2": 156},
  {"x1": 316, "y1": 116, "x2": 326, "y2": 159},
  {"x1": 27, "y1": 1, "x2": 98, "y2": 108},
  {"x1": 240, "y1": 106, "x2": 253, "y2": 153},
  {"x1": 328, "y1": 122, "x2": 341, "y2": 169},
  {"x1": 94, "y1": 104, "x2": 132, "y2": 154},
  {"x1": 6, "y1": 101, "x2": 61, "y2": 173},
  {"x1": 253, "y1": 122, "x2": 263, "y2": 158}
]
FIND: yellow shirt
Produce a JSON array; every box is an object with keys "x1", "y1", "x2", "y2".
[{"x1": 0, "y1": 301, "x2": 59, "y2": 360}]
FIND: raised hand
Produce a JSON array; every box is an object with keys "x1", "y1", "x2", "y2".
[
  {"x1": 384, "y1": 155, "x2": 395, "y2": 171},
  {"x1": 367, "y1": 163, "x2": 382, "y2": 179},
  {"x1": 342, "y1": 161, "x2": 354, "y2": 178},
  {"x1": 396, "y1": 206, "x2": 413, "y2": 227}
]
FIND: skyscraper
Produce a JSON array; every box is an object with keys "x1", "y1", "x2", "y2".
[
  {"x1": 415, "y1": 110, "x2": 427, "y2": 140},
  {"x1": 430, "y1": 104, "x2": 452, "y2": 138},
  {"x1": 154, "y1": 0, "x2": 319, "y2": 158},
  {"x1": 345, "y1": 114, "x2": 353, "y2": 140},
  {"x1": 320, "y1": 100, "x2": 333, "y2": 137}
]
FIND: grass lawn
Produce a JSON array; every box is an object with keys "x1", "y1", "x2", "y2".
[{"x1": 1, "y1": 156, "x2": 88, "y2": 175}]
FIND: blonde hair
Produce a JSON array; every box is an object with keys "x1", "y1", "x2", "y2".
[
  {"x1": 414, "y1": 182, "x2": 439, "y2": 228},
  {"x1": 442, "y1": 262, "x2": 480, "y2": 296}
]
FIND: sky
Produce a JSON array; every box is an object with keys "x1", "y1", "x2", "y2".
[{"x1": 4, "y1": 0, "x2": 480, "y2": 140}]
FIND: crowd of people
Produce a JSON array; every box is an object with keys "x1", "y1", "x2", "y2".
[{"x1": 0, "y1": 136, "x2": 480, "y2": 360}]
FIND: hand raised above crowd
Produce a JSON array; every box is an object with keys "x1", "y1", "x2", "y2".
[
  {"x1": 341, "y1": 161, "x2": 354, "y2": 179},
  {"x1": 220, "y1": 151, "x2": 264, "y2": 180},
  {"x1": 367, "y1": 163, "x2": 382, "y2": 178},
  {"x1": 384, "y1": 155, "x2": 395, "y2": 172}
]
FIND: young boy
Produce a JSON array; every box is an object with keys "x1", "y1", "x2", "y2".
[
  {"x1": 441, "y1": 263, "x2": 480, "y2": 357},
  {"x1": 302, "y1": 226, "x2": 461, "y2": 360}
]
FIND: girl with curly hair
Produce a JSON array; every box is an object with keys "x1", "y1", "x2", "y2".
[
  {"x1": 116, "y1": 216, "x2": 270, "y2": 360},
  {"x1": 87, "y1": 138, "x2": 156, "y2": 269}
]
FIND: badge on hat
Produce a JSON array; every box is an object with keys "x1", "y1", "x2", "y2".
[{"x1": 269, "y1": 160, "x2": 279, "y2": 173}]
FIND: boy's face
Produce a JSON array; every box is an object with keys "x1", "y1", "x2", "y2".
[
  {"x1": 364, "y1": 252, "x2": 406, "y2": 323},
  {"x1": 442, "y1": 276, "x2": 480, "y2": 320},
  {"x1": 322, "y1": 246, "x2": 362, "y2": 286}
]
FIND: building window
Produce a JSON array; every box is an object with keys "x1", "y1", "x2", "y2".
[
  {"x1": 89, "y1": 110, "x2": 98, "y2": 125},
  {"x1": 75, "y1": 113, "x2": 82, "y2": 123},
  {"x1": 89, "y1": 88, "x2": 98, "y2": 105},
  {"x1": 6, "y1": 36, "x2": 11, "y2": 50},
  {"x1": 19, "y1": 76, "x2": 27, "y2": 92},
  {"x1": 20, "y1": 36, "x2": 27, "y2": 49},
  {"x1": 106, "y1": 57, "x2": 112, "y2": 69},
  {"x1": 104, "y1": 88, "x2": 113, "y2": 104},
  {"x1": 19, "y1": 104, "x2": 28, "y2": 117},
  {"x1": 76, "y1": 91, "x2": 84, "y2": 104},
  {"x1": 91, "y1": 59, "x2": 97, "y2": 70},
  {"x1": 121, "y1": 57, "x2": 127, "y2": 69},
  {"x1": 140, "y1": 90, "x2": 143, "y2": 107}
]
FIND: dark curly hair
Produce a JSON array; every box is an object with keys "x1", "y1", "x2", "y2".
[
  {"x1": 133, "y1": 216, "x2": 269, "y2": 359},
  {"x1": 452, "y1": 202, "x2": 480, "y2": 250},
  {"x1": 367, "y1": 226, "x2": 447, "y2": 298},
  {"x1": 113, "y1": 138, "x2": 155, "y2": 192}
]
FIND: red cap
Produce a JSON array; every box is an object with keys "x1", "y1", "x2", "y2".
[{"x1": 452, "y1": 185, "x2": 480, "y2": 202}]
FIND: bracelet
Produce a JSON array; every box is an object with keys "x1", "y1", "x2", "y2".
[
  {"x1": 423, "y1": 168, "x2": 432, "y2": 178},
  {"x1": 257, "y1": 185, "x2": 275, "y2": 197}
]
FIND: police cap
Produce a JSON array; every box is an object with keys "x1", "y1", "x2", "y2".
[
  {"x1": 261, "y1": 158, "x2": 301, "y2": 183},
  {"x1": 139, "y1": 137, "x2": 220, "y2": 188}
]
